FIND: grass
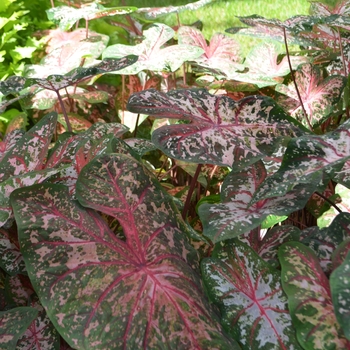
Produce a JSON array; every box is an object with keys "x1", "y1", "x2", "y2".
[{"x1": 122, "y1": 0, "x2": 311, "y2": 56}]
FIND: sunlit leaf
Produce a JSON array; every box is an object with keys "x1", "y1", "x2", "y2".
[
  {"x1": 276, "y1": 63, "x2": 346, "y2": 127},
  {"x1": 279, "y1": 241, "x2": 350, "y2": 349},
  {"x1": 135, "y1": 0, "x2": 215, "y2": 20},
  {"x1": 127, "y1": 88, "x2": 302, "y2": 167},
  {"x1": 11, "y1": 155, "x2": 239, "y2": 349},
  {"x1": 202, "y1": 240, "x2": 300, "y2": 349},
  {"x1": 46, "y1": 3, "x2": 137, "y2": 31},
  {"x1": 103, "y1": 23, "x2": 204, "y2": 74}
]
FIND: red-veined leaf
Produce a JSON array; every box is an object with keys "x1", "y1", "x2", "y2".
[
  {"x1": 276, "y1": 63, "x2": 346, "y2": 127},
  {"x1": 0, "y1": 307, "x2": 38, "y2": 349},
  {"x1": 10, "y1": 154, "x2": 239, "y2": 349},
  {"x1": 0, "y1": 112, "x2": 57, "y2": 183},
  {"x1": 202, "y1": 239, "x2": 301, "y2": 349},
  {"x1": 199, "y1": 160, "x2": 314, "y2": 242},
  {"x1": 279, "y1": 242, "x2": 350, "y2": 349},
  {"x1": 127, "y1": 88, "x2": 301, "y2": 167}
]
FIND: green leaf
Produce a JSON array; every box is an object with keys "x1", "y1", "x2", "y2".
[
  {"x1": 202, "y1": 240, "x2": 301, "y2": 349},
  {"x1": 11, "y1": 155, "x2": 238, "y2": 349},
  {"x1": 0, "y1": 307, "x2": 38, "y2": 349},
  {"x1": 279, "y1": 242, "x2": 349, "y2": 349}
]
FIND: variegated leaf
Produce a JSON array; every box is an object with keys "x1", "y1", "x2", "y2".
[
  {"x1": 0, "y1": 307, "x2": 38, "y2": 349},
  {"x1": 301, "y1": 213, "x2": 350, "y2": 273},
  {"x1": 5, "y1": 274, "x2": 34, "y2": 307},
  {"x1": 135, "y1": 0, "x2": 215, "y2": 20},
  {"x1": 332, "y1": 238, "x2": 350, "y2": 270},
  {"x1": 239, "y1": 225, "x2": 301, "y2": 268},
  {"x1": 127, "y1": 89, "x2": 301, "y2": 167},
  {"x1": 202, "y1": 240, "x2": 300, "y2": 349},
  {"x1": 0, "y1": 112, "x2": 57, "y2": 183},
  {"x1": 252, "y1": 118, "x2": 350, "y2": 202},
  {"x1": 177, "y1": 26, "x2": 242, "y2": 77},
  {"x1": 103, "y1": 23, "x2": 204, "y2": 74},
  {"x1": 330, "y1": 248, "x2": 350, "y2": 340},
  {"x1": 0, "y1": 168, "x2": 64, "y2": 227},
  {"x1": 0, "y1": 229, "x2": 25, "y2": 275},
  {"x1": 198, "y1": 161, "x2": 313, "y2": 242},
  {"x1": 279, "y1": 242, "x2": 350, "y2": 349},
  {"x1": 16, "y1": 300, "x2": 60, "y2": 350},
  {"x1": 11, "y1": 155, "x2": 239, "y2": 349},
  {"x1": 0, "y1": 129, "x2": 24, "y2": 162},
  {"x1": 276, "y1": 63, "x2": 346, "y2": 127},
  {"x1": 26, "y1": 56, "x2": 138, "y2": 91},
  {"x1": 46, "y1": 3, "x2": 137, "y2": 31}
]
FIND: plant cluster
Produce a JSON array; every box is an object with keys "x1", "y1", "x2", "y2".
[{"x1": 0, "y1": 0, "x2": 350, "y2": 349}]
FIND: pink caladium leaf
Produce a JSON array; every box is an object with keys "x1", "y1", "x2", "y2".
[
  {"x1": 198, "y1": 160, "x2": 314, "y2": 242},
  {"x1": 46, "y1": 3, "x2": 137, "y2": 31},
  {"x1": 177, "y1": 26, "x2": 242, "y2": 77},
  {"x1": 310, "y1": 1, "x2": 350, "y2": 16},
  {"x1": 25, "y1": 31, "x2": 110, "y2": 78},
  {"x1": 301, "y1": 213, "x2": 350, "y2": 273},
  {"x1": 239, "y1": 225, "x2": 301, "y2": 268},
  {"x1": 228, "y1": 41, "x2": 307, "y2": 87},
  {"x1": 0, "y1": 112, "x2": 57, "y2": 183},
  {"x1": 201, "y1": 239, "x2": 301, "y2": 349},
  {"x1": 26, "y1": 56, "x2": 138, "y2": 91},
  {"x1": 0, "y1": 307, "x2": 38, "y2": 349},
  {"x1": 10, "y1": 154, "x2": 239, "y2": 349},
  {"x1": 0, "y1": 228, "x2": 26, "y2": 275},
  {"x1": 279, "y1": 242, "x2": 350, "y2": 349},
  {"x1": 5, "y1": 274, "x2": 35, "y2": 307},
  {"x1": 332, "y1": 237, "x2": 350, "y2": 270},
  {"x1": 127, "y1": 88, "x2": 302, "y2": 167},
  {"x1": 0, "y1": 129, "x2": 24, "y2": 162},
  {"x1": 226, "y1": 15, "x2": 315, "y2": 47},
  {"x1": 276, "y1": 63, "x2": 346, "y2": 127},
  {"x1": 102, "y1": 23, "x2": 204, "y2": 74},
  {"x1": 16, "y1": 300, "x2": 60, "y2": 350},
  {"x1": 252, "y1": 118, "x2": 350, "y2": 202},
  {"x1": 330, "y1": 248, "x2": 350, "y2": 340}
]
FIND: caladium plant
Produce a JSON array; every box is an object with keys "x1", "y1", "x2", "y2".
[{"x1": 2, "y1": 0, "x2": 350, "y2": 348}]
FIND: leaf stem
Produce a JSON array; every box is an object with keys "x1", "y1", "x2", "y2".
[
  {"x1": 314, "y1": 191, "x2": 342, "y2": 213},
  {"x1": 56, "y1": 90, "x2": 72, "y2": 133},
  {"x1": 182, "y1": 164, "x2": 202, "y2": 220},
  {"x1": 283, "y1": 27, "x2": 313, "y2": 131}
]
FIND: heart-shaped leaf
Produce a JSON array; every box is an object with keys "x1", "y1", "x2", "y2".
[
  {"x1": 26, "y1": 56, "x2": 138, "y2": 91},
  {"x1": 199, "y1": 160, "x2": 314, "y2": 242},
  {"x1": 11, "y1": 154, "x2": 239, "y2": 349},
  {"x1": 276, "y1": 63, "x2": 346, "y2": 127},
  {"x1": 127, "y1": 88, "x2": 302, "y2": 167},
  {"x1": 0, "y1": 307, "x2": 38, "y2": 349},
  {"x1": 253, "y1": 118, "x2": 350, "y2": 202},
  {"x1": 301, "y1": 212, "x2": 350, "y2": 273},
  {"x1": 0, "y1": 112, "x2": 57, "y2": 183},
  {"x1": 103, "y1": 23, "x2": 204, "y2": 74},
  {"x1": 330, "y1": 250, "x2": 350, "y2": 340},
  {"x1": 177, "y1": 26, "x2": 242, "y2": 77},
  {"x1": 46, "y1": 3, "x2": 137, "y2": 31},
  {"x1": 202, "y1": 239, "x2": 301, "y2": 349},
  {"x1": 279, "y1": 241, "x2": 350, "y2": 349}
]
